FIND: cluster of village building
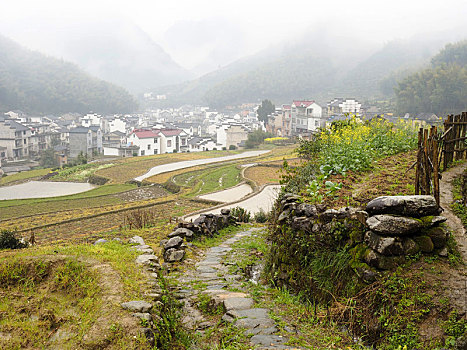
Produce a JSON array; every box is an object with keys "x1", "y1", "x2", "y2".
[{"x1": 0, "y1": 98, "x2": 439, "y2": 173}]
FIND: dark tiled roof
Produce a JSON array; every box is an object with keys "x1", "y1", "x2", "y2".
[{"x1": 69, "y1": 127, "x2": 90, "y2": 133}]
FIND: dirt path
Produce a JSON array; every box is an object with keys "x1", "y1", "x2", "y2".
[
  {"x1": 439, "y1": 162, "x2": 467, "y2": 262},
  {"x1": 437, "y1": 162, "x2": 467, "y2": 316}
]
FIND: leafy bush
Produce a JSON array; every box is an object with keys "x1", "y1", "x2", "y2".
[
  {"x1": 229, "y1": 145, "x2": 237, "y2": 150},
  {"x1": 0, "y1": 230, "x2": 27, "y2": 250},
  {"x1": 254, "y1": 209, "x2": 269, "y2": 223},
  {"x1": 245, "y1": 130, "x2": 274, "y2": 148},
  {"x1": 230, "y1": 207, "x2": 251, "y2": 222}
]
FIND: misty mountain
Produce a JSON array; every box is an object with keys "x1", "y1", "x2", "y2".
[
  {"x1": 151, "y1": 29, "x2": 373, "y2": 107},
  {"x1": 56, "y1": 21, "x2": 191, "y2": 93},
  {"x1": 0, "y1": 34, "x2": 138, "y2": 114},
  {"x1": 3, "y1": 18, "x2": 192, "y2": 94},
  {"x1": 152, "y1": 30, "x2": 463, "y2": 108},
  {"x1": 163, "y1": 18, "x2": 250, "y2": 76},
  {"x1": 337, "y1": 39, "x2": 442, "y2": 98}
]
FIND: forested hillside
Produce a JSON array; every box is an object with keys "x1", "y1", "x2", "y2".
[
  {"x1": 150, "y1": 35, "x2": 452, "y2": 108},
  {"x1": 395, "y1": 40, "x2": 467, "y2": 115},
  {"x1": 0, "y1": 35, "x2": 138, "y2": 114}
]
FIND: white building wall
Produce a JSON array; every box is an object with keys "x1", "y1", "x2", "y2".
[
  {"x1": 109, "y1": 119, "x2": 126, "y2": 133},
  {"x1": 103, "y1": 147, "x2": 119, "y2": 156},
  {"x1": 216, "y1": 126, "x2": 228, "y2": 148},
  {"x1": 128, "y1": 135, "x2": 160, "y2": 156}
]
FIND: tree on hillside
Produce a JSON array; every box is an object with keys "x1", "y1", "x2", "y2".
[
  {"x1": 39, "y1": 148, "x2": 58, "y2": 168},
  {"x1": 245, "y1": 130, "x2": 274, "y2": 148},
  {"x1": 395, "y1": 41, "x2": 467, "y2": 116},
  {"x1": 257, "y1": 99, "x2": 275, "y2": 122}
]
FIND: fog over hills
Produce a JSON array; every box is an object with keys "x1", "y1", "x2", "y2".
[
  {"x1": 0, "y1": 35, "x2": 138, "y2": 114},
  {"x1": 0, "y1": 18, "x2": 192, "y2": 94},
  {"x1": 151, "y1": 28, "x2": 466, "y2": 108}
]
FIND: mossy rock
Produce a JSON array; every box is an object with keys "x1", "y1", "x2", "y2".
[
  {"x1": 413, "y1": 235, "x2": 434, "y2": 253},
  {"x1": 402, "y1": 237, "x2": 420, "y2": 255},
  {"x1": 364, "y1": 249, "x2": 406, "y2": 270},
  {"x1": 353, "y1": 262, "x2": 379, "y2": 283},
  {"x1": 350, "y1": 228, "x2": 364, "y2": 244},
  {"x1": 425, "y1": 226, "x2": 448, "y2": 248}
]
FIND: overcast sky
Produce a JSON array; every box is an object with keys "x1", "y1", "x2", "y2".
[{"x1": 1, "y1": 0, "x2": 466, "y2": 71}]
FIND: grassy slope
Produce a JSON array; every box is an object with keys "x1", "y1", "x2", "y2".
[
  {"x1": 0, "y1": 241, "x2": 148, "y2": 349},
  {"x1": 270, "y1": 150, "x2": 467, "y2": 349},
  {"x1": 0, "y1": 168, "x2": 52, "y2": 186}
]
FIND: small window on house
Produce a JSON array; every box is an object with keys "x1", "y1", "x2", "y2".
[
  {"x1": 141, "y1": 150, "x2": 145, "y2": 156},
  {"x1": 167, "y1": 140, "x2": 172, "y2": 147},
  {"x1": 154, "y1": 138, "x2": 158, "y2": 143},
  {"x1": 24, "y1": 139, "x2": 26, "y2": 144},
  {"x1": 154, "y1": 149, "x2": 158, "y2": 154},
  {"x1": 23, "y1": 131, "x2": 26, "y2": 135},
  {"x1": 147, "y1": 144, "x2": 151, "y2": 150}
]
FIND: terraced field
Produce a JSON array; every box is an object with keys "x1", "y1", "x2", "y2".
[
  {"x1": 0, "y1": 145, "x2": 295, "y2": 245},
  {"x1": 96, "y1": 150, "x2": 241, "y2": 183},
  {"x1": 172, "y1": 164, "x2": 242, "y2": 197},
  {"x1": 14, "y1": 199, "x2": 209, "y2": 245}
]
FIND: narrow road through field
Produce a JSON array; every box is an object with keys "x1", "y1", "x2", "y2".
[
  {"x1": 185, "y1": 184, "x2": 281, "y2": 221},
  {"x1": 135, "y1": 150, "x2": 270, "y2": 182},
  {"x1": 439, "y1": 162, "x2": 467, "y2": 262}
]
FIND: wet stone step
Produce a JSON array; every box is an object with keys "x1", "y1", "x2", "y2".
[
  {"x1": 206, "y1": 284, "x2": 227, "y2": 290},
  {"x1": 250, "y1": 334, "x2": 288, "y2": 347},
  {"x1": 223, "y1": 297, "x2": 254, "y2": 311},
  {"x1": 196, "y1": 266, "x2": 217, "y2": 273},
  {"x1": 245, "y1": 325, "x2": 278, "y2": 336},
  {"x1": 227, "y1": 308, "x2": 270, "y2": 319},
  {"x1": 209, "y1": 246, "x2": 232, "y2": 254},
  {"x1": 235, "y1": 316, "x2": 276, "y2": 329}
]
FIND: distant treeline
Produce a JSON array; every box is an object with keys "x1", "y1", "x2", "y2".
[
  {"x1": 0, "y1": 35, "x2": 138, "y2": 114},
  {"x1": 395, "y1": 41, "x2": 467, "y2": 116}
]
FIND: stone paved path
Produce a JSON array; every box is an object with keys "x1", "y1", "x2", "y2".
[
  {"x1": 439, "y1": 162, "x2": 467, "y2": 262},
  {"x1": 171, "y1": 227, "x2": 300, "y2": 350}
]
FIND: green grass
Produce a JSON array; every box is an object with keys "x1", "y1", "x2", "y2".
[
  {"x1": 51, "y1": 163, "x2": 113, "y2": 182},
  {"x1": 226, "y1": 229, "x2": 268, "y2": 271},
  {"x1": 0, "y1": 168, "x2": 52, "y2": 185},
  {"x1": 173, "y1": 164, "x2": 242, "y2": 197},
  {"x1": 0, "y1": 257, "x2": 101, "y2": 349},
  {"x1": 192, "y1": 225, "x2": 248, "y2": 249},
  {"x1": 0, "y1": 241, "x2": 148, "y2": 349},
  {"x1": 0, "y1": 184, "x2": 136, "y2": 209},
  {"x1": 6, "y1": 240, "x2": 145, "y2": 297}
]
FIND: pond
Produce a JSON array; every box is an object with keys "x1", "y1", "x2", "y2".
[{"x1": 0, "y1": 181, "x2": 96, "y2": 200}]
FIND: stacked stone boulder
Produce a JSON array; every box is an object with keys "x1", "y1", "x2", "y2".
[
  {"x1": 362, "y1": 195, "x2": 448, "y2": 270},
  {"x1": 162, "y1": 209, "x2": 236, "y2": 263},
  {"x1": 276, "y1": 193, "x2": 361, "y2": 235},
  {"x1": 270, "y1": 194, "x2": 451, "y2": 289}
]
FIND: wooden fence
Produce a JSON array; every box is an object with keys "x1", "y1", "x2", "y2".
[
  {"x1": 443, "y1": 112, "x2": 467, "y2": 169},
  {"x1": 414, "y1": 112, "x2": 467, "y2": 207},
  {"x1": 414, "y1": 126, "x2": 440, "y2": 205}
]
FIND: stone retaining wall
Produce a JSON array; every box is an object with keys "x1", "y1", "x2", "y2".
[
  {"x1": 269, "y1": 194, "x2": 449, "y2": 288},
  {"x1": 162, "y1": 209, "x2": 236, "y2": 263}
]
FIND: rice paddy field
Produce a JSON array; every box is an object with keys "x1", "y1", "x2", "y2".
[{"x1": 0, "y1": 146, "x2": 293, "y2": 245}]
